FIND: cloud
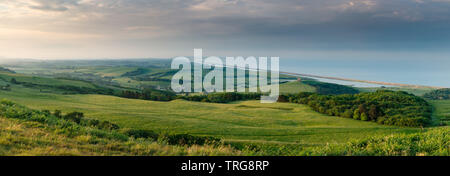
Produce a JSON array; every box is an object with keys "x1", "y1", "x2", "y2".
[
  {"x1": 27, "y1": 0, "x2": 80, "y2": 12},
  {"x1": 1, "y1": 0, "x2": 450, "y2": 59},
  {"x1": 29, "y1": 4, "x2": 67, "y2": 11}
]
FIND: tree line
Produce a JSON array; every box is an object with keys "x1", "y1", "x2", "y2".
[
  {"x1": 279, "y1": 90, "x2": 432, "y2": 127},
  {"x1": 301, "y1": 80, "x2": 360, "y2": 95},
  {"x1": 119, "y1": 89, "x2": 262, "y2": 103},
  {"x1": 119, "y1": 88, "x2": 177, "y2": 101},
  {"x1": 178, "y1": 92, "x2": 262, "y2": 103}
]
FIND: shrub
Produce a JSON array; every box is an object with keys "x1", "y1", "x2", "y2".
[
  {"x1": 53, "y1": 110, "x2": 62, "y2": 118},
  {"x1": 97, "y1": 120, "x2": 120, "y2": 130},
  {"x1": 63, "y1": 112, "x2": 84, "y2": 124},
  {"x1": 360, "y1": 113, "x2": 368, "y2": 121},
  {"x1": 353, "y1": 109, "x2": 360, "y2": 120},
  {"x1": 123, "y1": 129, "x2": 159, "y2": 140},
  {"x1": 162, "y1": 134, "x2": 221, "y2": 146}
]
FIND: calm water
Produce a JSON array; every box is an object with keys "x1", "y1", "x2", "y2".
[{"x1": 279, "y1": 58, "x2": 450, "y2": 88}]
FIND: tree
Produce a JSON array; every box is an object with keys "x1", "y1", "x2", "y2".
[
  {"x1": 358, "y1": 104, "x2": 367, "y2": 115},
  {"x1": 368, "y1": 105, "x2": 379, "y2": 121},
  {"x1": 353, "y1": 109, "x2": 360, "y2": 120},
  {"x1": 360, "y1": 113, "x2": 369, "y2": 121},
  {"x1": 10, "y1": 78, "x2": 17, "y2": 84},
  {"x1": 271, "y1": 90, "x2": 431, "y2": 127},
  {"x1": 53, "y1": 110, "x2": 62, "y2": 118},
  {"x1": 343, "y1": 109, "x2": 353, "y2": 118}
]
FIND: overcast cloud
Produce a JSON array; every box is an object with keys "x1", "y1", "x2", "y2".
[{"x1": 0, "y1": 0, "x2": 450, "y2": 59}]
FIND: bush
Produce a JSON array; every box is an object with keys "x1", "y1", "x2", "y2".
[
  {"x1": 360, "y1": 113, "x2": 368, "y2": 121},
  {"x1": 123, "y1": 129, "x2": 159, "y2": 140},
  {"x1": 63, "y1": 112, "x2": 84, "y2": 124},
  {"x1": 161, "y1": 134, "x2": 221, "y2": 146},
  {"x1": 0, "y1": 100, "x2": 117, "y2": 138},
  {"x1": 97, "y1": 120, "x2": 120, "y2": 130},
  {"x1": 53, "y1": 110, "x2": 62, "y2": 118}
]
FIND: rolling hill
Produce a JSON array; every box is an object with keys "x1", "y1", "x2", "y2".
[{"x1": 0, "y1": 60, "x2": 448, "y2": 156}]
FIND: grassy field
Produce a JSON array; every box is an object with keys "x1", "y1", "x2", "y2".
[
  {"x1": 0, "y1": 61, "x2": 448, "y2": 156},
  {"x1": 0, "y1": 110, "x2": 240, "y2": 156},
  {"x1": 2, "y1": 98, "x2": 446, "y2": 156},
  {"x1": 0, "y1": 86, "x2": 424, "y2": 147},
  {"x1": 430, "y1": 100, "x2": 450, "y2": 126},
  {"x1": 279, "y1": 81, "x2": 316, "y2": 94}
]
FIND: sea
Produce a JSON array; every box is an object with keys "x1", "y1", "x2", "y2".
[{"x1": 279, "y1": 58, "x2": 450, "y2": 88}]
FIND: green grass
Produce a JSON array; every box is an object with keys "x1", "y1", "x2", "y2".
[
  {"x1": 0, "y1": 86, "x2": 423, "y2": 147},
  {"x1": 279, "y1": 81, "x2": 316, "y2": 94},
  {"x1": 0, "y1": 112, "x2": 240, "y2": 156},
  {"x1": 1, "y1": 61, "x2": 447, "y2": 156},
  {"x1": 430, "y1": 100, "x2": 450, "y2": 126},
  {"x1": 306, "y1": 127, "x2": 449, "y2": 156},
  {"x1": 3, "y1": 98, "x2": 445, "y2": 156}
]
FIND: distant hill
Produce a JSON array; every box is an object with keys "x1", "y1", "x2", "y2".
[
  {"x1": 0, "y1": 72, "x2": 116, "y2": 95},
  {"x1": 423, "y1": 88, "x2": 450, "y2": 100},
  {"x1": 301, "y1": 80, "x2": 359, "y2": 95},
  {"x1": 279, "y1": 80, "x2": 359, "y2": 95},
  {"x1": 0, "y1": 67, "x2": 15, "y2": 73},
  {"x1": 279, "y1": 81, "x2": 316, "y2": 94}
]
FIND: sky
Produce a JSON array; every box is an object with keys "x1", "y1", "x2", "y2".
[{"x1": 1, "y1": 0, "x2": 450, "y2": 59}]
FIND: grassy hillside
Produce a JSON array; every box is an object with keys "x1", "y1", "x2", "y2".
[
  {"x1": 279, "y1": 81, "x2": 316, "y2": 94},
  {"x1": 1, "y1": 99, "x2": 447, "y2": 156},
  {"x1": 0, "y1": 86, "x2": 422, "y2": 146},
  {"x1": 0, "y1": 60, "x2": 447, "y2": 156},
  {"x1": 430, "y1": 100, "x2": 450, "y2": 126},
  {"x1": 307, "y1": 127, "x2": 448, "y2": 156},
  {"x1": 0, "y1": 100, "x2": 241, "y2": 156}
]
